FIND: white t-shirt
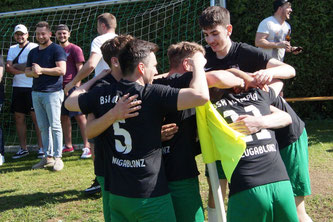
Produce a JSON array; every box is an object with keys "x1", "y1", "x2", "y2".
[
  {"x1": 7, "y1": 42, "x2": 38, "y2": 87},
  {"x1": 257, "y1": 16, "x2": 291, "y2": 61},
  {"x1": 90, "y1": 32, "x2": 117, "y2": 76}
]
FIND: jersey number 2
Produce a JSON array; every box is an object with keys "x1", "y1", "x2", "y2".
[{"x1": 223, "y1": 105, "x2": 271, "y2": 142}]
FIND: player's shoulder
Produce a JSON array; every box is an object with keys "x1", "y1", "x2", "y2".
[{"x1": 234, "y1": 41, "x2": 257, "y2": 52}]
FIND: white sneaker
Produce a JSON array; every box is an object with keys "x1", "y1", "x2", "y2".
[
  {"x1": 0, "y1": 154, "x2": 4, "y2": 166},
  {"x1": 81, "y1": 147, "x2": 92, "y2": 159},
  {"x1": 53, "y1": 157, "x2": 64, "y2": 171}
]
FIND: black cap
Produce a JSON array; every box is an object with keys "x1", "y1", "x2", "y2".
[
  {"x1": 273, "y1": 0, "x2": 289, "y2": 12},
  {"x1": 55, "y1": 24, "x2": 70, "y2": 32}
]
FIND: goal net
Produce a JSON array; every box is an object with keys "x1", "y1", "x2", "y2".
[{"x1": 0, "y1": 0, "x2": 210, "y2": 148}]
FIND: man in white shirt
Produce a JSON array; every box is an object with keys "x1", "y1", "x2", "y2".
[
  {"x1": 6, "y1": 24, "x2": 43, "y2": 159},
  {"x1": 255, "y1": 0, "x2": 302, "y2": 61},
  {"x1": 64, "y1": 13, "x2": 117, "y2": 195}
]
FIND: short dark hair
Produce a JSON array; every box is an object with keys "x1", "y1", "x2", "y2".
[
  {"x1": 101, "y1": 35, "x2": 135, "y2": 67},
  {"x1": 97, "y1": 13, "x2": 117, "y2": 30},
  {"x1": 199, "y1": 6, "x2": 230, "y2": 29},
  {"x1": 167, "y1": 41, "x2": 205, "y2": 70},
  {"x1": 118, "y1": 39, "x2": 158, "y2": 77},
  {"x1": 273, "y1": 0, "x2": 291, "y2": 13},
  {"x1": 36, "y1": 21, "x2": 50, "y2": 31}
]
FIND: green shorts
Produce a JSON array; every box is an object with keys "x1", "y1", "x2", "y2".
[
  {"x1": 96, "y1": 176, "x2": 111, "y2": 222},
  {"x1": 205, "y1": 161, "x2": 226, "y2": 179},
  {"x1": 280, "y1": 129, "x2": 311, "y2": 197},
  {"x1": 227, "y1": 180, "x2": 298, "y2": 222},
  {"x1": 109, "y1": 192, "x2": 176, "y2": 222},
  {"x1": 168, "y1": 177, "x2": 204, "y2": 222}
]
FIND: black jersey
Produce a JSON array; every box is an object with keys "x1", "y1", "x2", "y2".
[
  {"x1": 272, "y1": 96, "x2": 305, "y2": 149},
  {"x1": 89, "y1": 74, "x2": 118, "y2": 177},
  {"x1": 79, "y1": 79, "x2": 179, "y2": 198},
  {"x1": 213, "y1": 88, "x2": 289, "y2": 196},
  {"x1": 154, "y1": 72, "x2": 200, "y2": 181},
  {"x1": 205, "y1": 41, "x2": 271, "y2": 72}
]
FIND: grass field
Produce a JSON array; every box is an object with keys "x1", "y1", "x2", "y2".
[{"x1": 0, "y1": 120, "x2": 332, "y2": 221}]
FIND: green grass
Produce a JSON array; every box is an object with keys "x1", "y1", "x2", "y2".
[{"x1": 1, "y1": 120, "x2": 333, "y2": 221}]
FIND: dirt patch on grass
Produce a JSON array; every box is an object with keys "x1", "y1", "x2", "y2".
[{"x1": 309, "y1": 166, "x2": 333, "y2": 195}]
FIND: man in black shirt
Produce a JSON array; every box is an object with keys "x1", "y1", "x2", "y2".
[
  {"x1": 67, "y1": 38, "x2": 209, "y2": 221},
  {"x1": 211, "y1": 79, "x2": 298, "y2": 221},
  {"x1": 66, "y1": 35, "x2": 141, "y2": 222},
  {"x1": 199, "y1": 6, "x2": 299, "y2": 221}
]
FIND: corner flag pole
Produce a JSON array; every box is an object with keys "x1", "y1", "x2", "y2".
[{"x1": 207, "y1": 163, "x2": 227, "y2": 222}]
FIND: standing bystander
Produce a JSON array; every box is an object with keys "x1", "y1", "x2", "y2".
[
  {"x1": 255, "y1": 0, "x2": 302, "y2": 61},
  {"x1": 6, "y1": 24, "x2": 43, "y2": 159},
  {"x1": 55, "y1": 24, "x2": 90, "y2": 156},
  {"x1": 25, "y1": 21, "x2": 67, "y2": 171}
]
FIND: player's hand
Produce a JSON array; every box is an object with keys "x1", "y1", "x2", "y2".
[
  {"x1": 113, "y1": 93, "x2": 142, "y2": 121},
  {"x1": 229, "y1": 115, "x2": 262, "y2": 135},
  {"x1": 64, "y1": 81, "x2": 75, "y2": 96},
  {"x1": 187, "y1": 52, "x2": 207, "y2": 69},
  {"x1": 161, "y1": 123, "x2": 179, "y2": 142},
  {"x1": 243, "y1": 73, "x2": 259, "y2": 90},
  {"x1": 253, "y1": 69, "x2": 273, "y2": 86}
]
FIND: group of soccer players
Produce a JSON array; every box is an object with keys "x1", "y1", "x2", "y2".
[{"x1": 63, "y1": 5, "x2": 312, "y2": 222}]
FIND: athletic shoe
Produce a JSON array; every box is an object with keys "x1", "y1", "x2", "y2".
[
  {"x1": 0, "y1": 154, "x2": 4, "y2": 166},
  {"x1": 12, "y1": 148, "x2": 29, "y2": 159},
  {"x1": 81, "y1": 147, "x2": 92, "y2": 159},
  {"x1": 37, "y1": 148, "x2": 44, "y2": 159},
  {"x1": 53, "y1": 157, "x2": 64, "y2": 171},
  {"x1": 62, "y1": 145, "x2": 74, "y2": 153},
  {"x1": 32, "y1": 157, "x2": 55, "y2": 169},
  {"x1": 84, "y1": 178, "x2": 101, "y2": 194}
]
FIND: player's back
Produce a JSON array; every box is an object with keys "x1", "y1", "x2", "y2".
[
  {"x1": 102, "y1": 80, "x2": 180, "y2": 198},
  {"x1": 212, "y1": 88, "x2": 289, "y2": 196}
]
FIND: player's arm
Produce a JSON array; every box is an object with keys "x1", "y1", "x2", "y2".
[
  {"x1": 64, "y1": 52, "x2": 101, "y2": 95},
  {"x1": 32, "y1": 61, "x2": 66, "y2": 76},
  {"x1": 255, "y1": 32, "x2": 290, "y2": 50},
  {"x1": 253, "y1": 58, "x2": 295, "y2": 85},
  {"x1": 230, "y1": 106, "x2": 291, "y2": 135},
  {"x1": 65, "y1": 69, "x2": 111, "y2": 111},
  {"x1": 206, "y1": 70, "x2": 245, "y2": 89},
  {"x1": 177, "y1": 52, "x2": 210, "y2": 110},
  {"x1": 85, "y1": 94, "x2": 142, "y2": 139}
]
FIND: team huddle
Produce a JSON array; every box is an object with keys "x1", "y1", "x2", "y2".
[{"x1": 4, "y1": 2, "x2": 312, "y2": 222}]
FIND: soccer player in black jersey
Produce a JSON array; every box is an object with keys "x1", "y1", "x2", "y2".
[
  {"x1": 198, "y1": 6, "x2": 300, "y2": 221},
  {"x1": 211, "y1": 78, "x2": 299, "y2": 221},
  {"x1": 67, "y1": 38, "x2": 209, "y2": 221},
  {"x1": 154, "y1": 41, "x2": 251, "y2": 222},
  {"x1": 66, "y1": 35, "x2": 142, "y2": 222}
]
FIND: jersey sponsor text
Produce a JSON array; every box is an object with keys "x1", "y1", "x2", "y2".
[
  {"x1": 112, "y1": 156, "x2": 146, "y2": 168},
  {"x1": 242, "y1": 143, "x2": 276, "y2": 158}
]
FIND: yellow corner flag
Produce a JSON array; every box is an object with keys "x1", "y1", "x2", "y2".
[{"x1": 196, "y1": 101, "x2": 246, "y2": 182}]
